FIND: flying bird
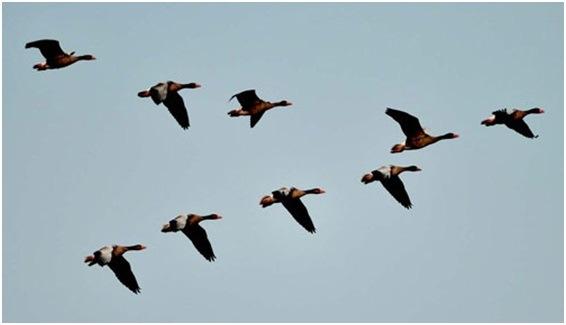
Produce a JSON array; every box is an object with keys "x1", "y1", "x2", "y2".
[
  {"x1": 361, "y1": 165, "x2": 421, "y2": 209},
  {"x1": 25, "y1": 39, "x2": 95, "y2": 71},
  {"x1": 481, "y1": 108, "x2": 544, "y2": 138},
  {"x1": 84, "y1": 244, "x2": 146, "y2": 294},
  {"x1": 138, "y1": 81, "x2": 201, "y2": 129},
  {"x1": 161, "y1": 213, "x2": 222, "y2": 261},
  {"x1": 228, "y1": 89, "x2": 292, "y2": 128},
  {"x1": 260, "y1": 187, "x2": 325, "y2": 233},
  {"x1": 386, "y1": 108, "x2": 459, "y2": 153}
]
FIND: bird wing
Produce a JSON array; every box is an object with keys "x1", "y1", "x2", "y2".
[
  {"x1": 380, "y1": 175, "x2": 413, "y2": 209},
  {"x1": 25, "y1": 39, "x2": 66, "y2": 59},
  {"x1": 230, "y1": 89, "x2": 262, "y2": 109},
  {"x1": 250, "y1": 112, "x2": 265, "y2": 128},
  {"x1": 182, "y1": 224, "x2": 216, "y2": 261},
  {"x1": 108, "y1": 255, "x2": 141, "y2": 294},
  {"x1": 280, "y1": 198, "x2": 317, "y2": 233},
  {"x1": 506, "y1": 119, "x2": 538, "y2": 138},
  {"x1": 385, "y1": 108, "x2": 425, "y2": 137},
  {"x1": 163, "y1": 91, "x2": 190, "y2": 129}
]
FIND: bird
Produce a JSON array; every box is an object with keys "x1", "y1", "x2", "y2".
[
  {"x1": 25, "y1": 39, "x2": 95, "y2": 71},
  {"x1": 161, "y1": 213, "x2": 222, "y2": 261},
  {"x1": 84, "y1": 244, "x2": 146, "y2": 294},
  {"x1": 260, "y1": 187, "x2": 325, "y2": 233},
  {"x1": 138, "y1": 81, "x2": 201, "y2": 129},
  {"x1": 228, "y1": 89, "x2": 292, "y2": 128},
  {"x1": 361, "y1": 165, "x2": 421, "y2": 209},
  {"x1": 385, "y1": 108, "x2": 459, "y2": 153},
  {"x1": 481, "y1": 108, "x2": 544, "y2": 138}
]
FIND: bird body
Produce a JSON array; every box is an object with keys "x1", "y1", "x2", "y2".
[
  {"x1": 161, "y1": 213, "x2": 222, "y2": 262},
  {"x1": 138, "y1": 81, "x2": 201, "y2": 129},
  {"x1": 84, "y1": 244, "x2": 146, "y2": 294},
  {"x1": 228, "y1": 89, "x2": 292, "y2": 128},
  {"x1": 260, "y1": 187, "x2": 325, "y2": 233},
  {"x1": 25, "y1": 39, "x2": 95, "y2": 71},
  {"x1": 481, "y1": 107, "x2": 544, "y2": 138},
  {"x1": 362, "y1": 165, "x2": 421, "y2": 209},
  {"x1": 386, "y1": 108, "x2": 459, "y2": 153}
]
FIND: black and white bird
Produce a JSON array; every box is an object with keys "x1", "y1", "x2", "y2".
[
  {"x1": 138, "y1": 81, "x2": 201, "y2": 129},
  {"x1": 161, "y1": 213, "x2": 222, "y2": 261},
  {"x1": 481, "y1": 108, "x2": 544, "y2": 138},
  {"x1": 84, "y1": 244, "x2": 146, "y2": 294},
  {"x1": 260, "y1": 187, "x2": 325, "y2": 233},
  {"x1": 361, "y1": 165, "x2": 421, "y2": 209}
]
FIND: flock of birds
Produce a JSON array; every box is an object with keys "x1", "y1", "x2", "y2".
[{"x1": 25, "y1": 39, "x2": 545, "y2": 295}]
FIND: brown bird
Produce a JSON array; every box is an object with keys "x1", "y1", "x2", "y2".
[
  {"x1": 362, "y1": 165, "x2": 421, "y2": 209},
  {"x1": 228, "y1": 89, "x2": 292, "y2": 128},
  {"x1": 260, "y1": 187, "x2": 325, "y2": 233},
  {"x1": 25, "y1": 39, "x2": 95, "y2": 71},
  {"x1": 481, "y1": 108, "x2": 544, "y2": 138},
  {"x1": 84, "y1": 244, "x2": 146, "y2": 294},
  {"x1": 161, "y1": 213, "x2": 222, "y2": 261},
  {"x1": 386, "y1": 108, "x2": 459, "y2": 153},
  {"x1": 138, "y1": 81, "x2": 201, "y2": 129}
]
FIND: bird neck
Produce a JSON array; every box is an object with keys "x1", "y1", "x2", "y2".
[
  {"x1": 525, "y1": 108, "x2": 543, "y2": 115},
  {"x1": 202, "y1": 214, "x2": 221, "y2": 220}
]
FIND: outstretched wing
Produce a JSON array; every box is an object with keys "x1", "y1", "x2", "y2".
[
  {"x1": 506, "y1": 119, "x2": 537, "y2": 139},
  {"x1": 163, "y1": 92, "x2": 190, "y2": 129},
  {"x1": 385, "y1": 108, "x2": 425, "y2": 137},
  {"x1": 250, "y1": 112, "x2": 265, "y2": 128},
  {"x1": 25, "y1": 39, "x2": 66, "y2": 59},
  {"x1": 182, "y1": 224, "x2": 216, "y2": 261},
  {"x1": 108, "y1": 255, "x2": 141, "y2": 294},
  {"x1": 230, "y1": 89, "x2": 263, "y2": 109},
  {"x1": 281, "y1": 198, "x2": 317, "y2": 233},
  {"x1": 380, "y1": 175, "x2": 413, "y2": 209}
]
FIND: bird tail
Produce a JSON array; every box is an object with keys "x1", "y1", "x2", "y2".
[{"x1": 84, "y1": 255, "x2": 96, "y2": 266}]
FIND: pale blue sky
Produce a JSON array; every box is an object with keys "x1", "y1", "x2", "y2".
[{"x1": 3, "y1": 3, "x2": 563, "y2": 322}]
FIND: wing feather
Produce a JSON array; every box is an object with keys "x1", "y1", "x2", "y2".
[
  {"x1": 380, "y1": 175, "x2": 413, "y2": 209},
  {"x1": 281, "y1": 198, "x2": 317, "y2": 233},
  {"x1": 163, "y1": 92, "x2": 190, "y2": 129},
  {"x1": 386, "y1": 108, "x2": 425, "y2": 137},
  {"x1": 108, "y1": 256, "x2": 141, "y2": 294},
  {"x1": 182, "y1": 225, "x2": 216, "y2": 261}
]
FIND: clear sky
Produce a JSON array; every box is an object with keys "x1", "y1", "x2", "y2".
[{"x1": 2, "y1": 2, "x2": 563, "y2": 322}]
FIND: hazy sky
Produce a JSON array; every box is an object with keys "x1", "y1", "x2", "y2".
[{"x1": 3, "y1": 2, "x2": 563, "y2": 322}]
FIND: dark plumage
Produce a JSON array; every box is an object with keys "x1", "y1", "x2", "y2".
[
  {"x1": 228, "y1": 89, "x2": 292, "y2": 128},
  {"x1": 138, "y1": 81, "x2": 201, "y2": 129},
  {"x1": 84, "y1": 244, "x2": 146, "y2": 294},
  {"x1": 25, "y1": 39, "x2": 95, "y2": 71},
  {"x1": 386, "y1": 108, "x2": 459, "y2": 153},
  {"x1": 260, "y1": 187, "x2": 325, "y2": 233},
  {"x1": 361, "y1": 165, "x2": 421, "y2": 209},
  {"x1": 162, "y1": 213, "x2": 222, "y2": 261},
  {"x1": 481, "y1": 108, "x2": 544, "y2": 138}
]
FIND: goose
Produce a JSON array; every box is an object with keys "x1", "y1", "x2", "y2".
[
  {"x1": 481, "y1": 108, "x2": 544, "y2": 138},
  {"x1": 84, "y1": 244, "x2": 146, "y2": 294},
  {"x1": 228, "y1": 89, "x2": 292, "y2": 128},
  {"x1": 361, "y1": 165, "x2": 421, "y2": 209},
  {"x1": 138, "y1": 81, "x2": 201, "y2": 129},
  {"x1": 260, "y1": 187, "x2": 325, "y2": 233},
  {"x1": 161, "y1": 213, "x2": 222, "y2": 261},
  {"x1": 25, "y1": 39, "x2": 95, "y2": 71},
  {"x1": 386, "y1": 108, "x2": 459, "y2": 153}
]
